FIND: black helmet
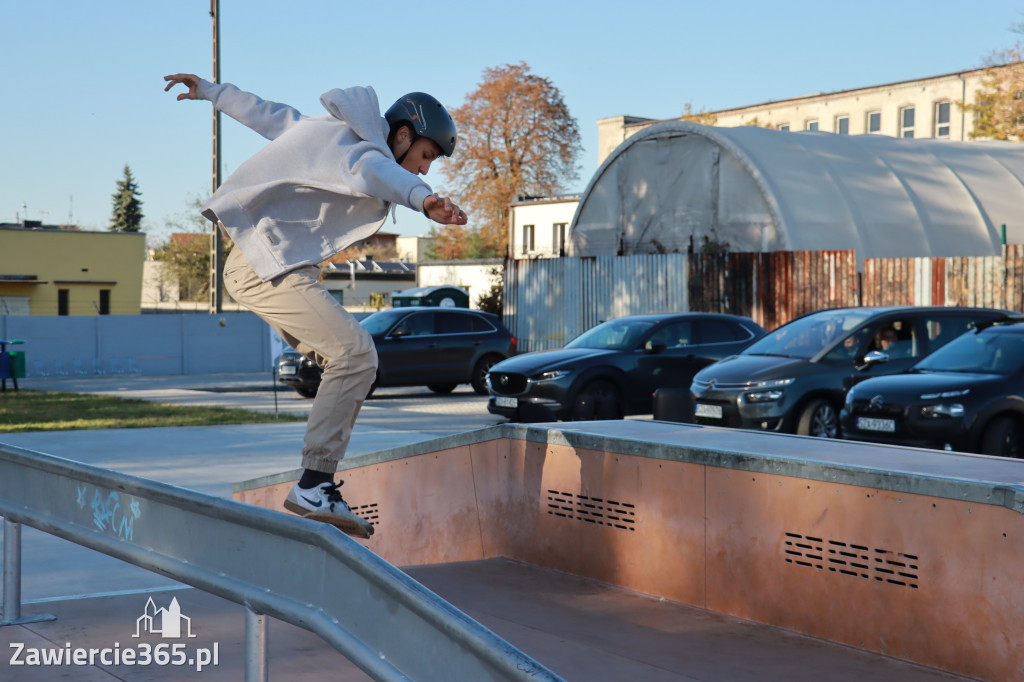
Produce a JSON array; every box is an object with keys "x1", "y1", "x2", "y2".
[{"x1": 385, "y1": 92, "x2": 457, "y2": 157}]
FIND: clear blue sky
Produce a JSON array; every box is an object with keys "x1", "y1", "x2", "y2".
[{"x1": 2, "y1": 1, "x2": 1022, "y2": 245}]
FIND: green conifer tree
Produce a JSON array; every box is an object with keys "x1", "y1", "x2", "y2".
[{"x1": 109, "y1": 164, "x2": 144, "y2": 232}]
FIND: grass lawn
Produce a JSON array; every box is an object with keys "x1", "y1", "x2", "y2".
[{"x1": 0, "y1": 390, "x2": 306, "y2": 433}]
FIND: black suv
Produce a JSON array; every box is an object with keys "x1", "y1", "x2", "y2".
[
  {"x1": 840, "y1": 317, "x2": 1024, "y2": 457},
  {"x1": 276, "y1": 307, "x2": 516, "y2": 398},
  {"x1": 691, "y1": 306, "x2": 1011, "y2": 438},
  {"x1": 487, "y1": 312, "x2": 765, "y2": 421}
]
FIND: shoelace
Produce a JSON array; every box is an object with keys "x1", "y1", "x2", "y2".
[{"x1": 321, "y1": 482, "x2": 352, "y2": 511}]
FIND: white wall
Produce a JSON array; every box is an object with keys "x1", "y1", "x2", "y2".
[{"x1": 509, "y1": 198, "x2": 579, "y2": 259}]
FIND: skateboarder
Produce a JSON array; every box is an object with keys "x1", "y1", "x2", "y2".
[{"x1": 165, "y1": 73, "x2": 467, "y2": 538}]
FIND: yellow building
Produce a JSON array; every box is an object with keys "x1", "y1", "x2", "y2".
[{"x1": 0, "y1": 224, "x2": 145, "y2": 316}]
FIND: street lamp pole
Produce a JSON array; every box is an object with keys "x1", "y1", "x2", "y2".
[{"x1": 210, "y1": 0, "x2": 224, "y2": 314}]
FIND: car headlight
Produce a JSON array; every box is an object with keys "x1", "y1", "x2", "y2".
[
  {"x1": 742, "y1": 378, "x2": 793, "y2": 403},
  {"x1": 746, "y1": 390, "x2": 785, "y2": 403},
  {"x1": 747, "y1": 377, "x2": 795, "y2": 389},
  {"x1": 531, "y1": 369, "x2": 572, "y2": 383},
  {"x1": 920, "y1": 404, "x2": 965, "y2": 418}
]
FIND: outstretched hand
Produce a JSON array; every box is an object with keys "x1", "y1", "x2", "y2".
[
  {"x1": 163, "y1": 73, "x2": 201, "y2": 100},
  {"x1": 423, "y1": 194, "x2": 468, "y2": 226}
]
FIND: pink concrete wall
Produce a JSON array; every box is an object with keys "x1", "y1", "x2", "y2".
[{"x1": 235, "y1": 437, "x2": 1023, "y2": 680}]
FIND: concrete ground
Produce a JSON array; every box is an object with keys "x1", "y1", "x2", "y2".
[{"x1": 0, "y1": 374, "x2": 977, "y2": 681}]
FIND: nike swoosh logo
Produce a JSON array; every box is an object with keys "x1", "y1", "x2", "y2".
[{"x1": 300, "y1": 494, "x2": 323, "y2": 508}]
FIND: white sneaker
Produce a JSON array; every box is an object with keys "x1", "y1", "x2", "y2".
[{"x1": 283, "y1": 481, "x2": 374, "y2": 538}]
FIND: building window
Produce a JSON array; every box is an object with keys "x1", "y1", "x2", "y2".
[
  {"x1": 867, "y1": 111, "x2": 881, "y2": 134},
  {"x1": 58, "y1": 289, "x2": 69, "y2": 316},
  {"x1": 553, "y1": 223, "x2": 567, "y2": 256},
  {"x1": 806, "y1": 120, "x2": 819, "y2": 132},
  {"x1": 98, "y1": 290, "x2": 110, "y2": 315},
  {"x1": 523, "y1": 224, "x2": 535, "y2": 254},
  {"x1": 836, "y1": 116, "x2": 849, "y2": 135},
  {"x1": 900, "y1": 107, "x2": 915, "y2": 138},
  {"x1": 778, "y1": 123, "x2": 790, "y2": 132},
  {"x1": 934, "y1": 101, "x2": 951, "y2": 138}
]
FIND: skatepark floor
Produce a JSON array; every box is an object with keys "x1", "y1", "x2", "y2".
[{"x1": 2, "y1": 558, "x2": 971, "y2": 681}]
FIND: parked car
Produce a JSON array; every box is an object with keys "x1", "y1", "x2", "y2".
[
  {"x1": 691, "y1": 306, "x2": 1011, "y2": 438},
  {"x1": 840, "y1": 317, "x2": 1024, "y2": 457},
  {"x1": 486, "y1": 312, "x2": 766, "y2": 421},
  {"x1": 276, "y1": 307, "x2": 516, "y2": 398}
]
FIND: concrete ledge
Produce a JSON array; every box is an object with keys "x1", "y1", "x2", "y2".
[
  {"x1": 236, "y1": 420, "x2": 1024, "y2": 512},
  {"x1": 234, "y1": 421, "x2": 1024, "y2": 681}
]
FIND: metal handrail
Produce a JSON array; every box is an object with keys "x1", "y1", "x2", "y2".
[{"x1": 0, "y1": 442, "x2": 562, "y2": 681}]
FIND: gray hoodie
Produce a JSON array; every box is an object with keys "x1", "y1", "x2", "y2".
[{"x1": 197, "y1": 79, "x2": 433, "y2": 281}]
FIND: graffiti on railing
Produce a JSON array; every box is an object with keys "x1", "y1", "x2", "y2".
[{"x1": 77, "y1": 486, "x2": 142, "y2": 541}]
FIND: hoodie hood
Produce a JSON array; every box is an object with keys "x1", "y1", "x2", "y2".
[{"x1": 320, "y1": 85, "x2": 390, "y2": 148}]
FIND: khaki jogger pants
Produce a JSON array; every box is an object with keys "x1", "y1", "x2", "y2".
[{"x1": 223, "y1": 247, "x2": 378, "y2": 474}]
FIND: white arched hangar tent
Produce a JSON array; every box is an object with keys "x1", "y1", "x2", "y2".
[{"x1": 568, "y1": 121, "x2": 1024, "y2": 263}]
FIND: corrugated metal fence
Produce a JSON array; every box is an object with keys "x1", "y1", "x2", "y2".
[
  {"x1": 504, "y1": 255, "x2": 688, "y2": 352},
  {"x1": 504, "y1": 246, "x2": 1024, "y2": 352}
]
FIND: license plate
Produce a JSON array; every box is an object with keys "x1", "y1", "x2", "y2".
[
  {"x1": 279, "y1": 366, "x2": 297, "y2": 375},
  {"x1": 695, "y1": 403, "x2": 723, "y2": 419},
  {"x1": 495, "y1": 396, "x2": 518, "y2": 408},
  {"x1": 857, "y1": 416, "x2": 895, "y2": 433}
]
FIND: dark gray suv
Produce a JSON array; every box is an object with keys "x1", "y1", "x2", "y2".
[{"x1": 690, "y1": 306, "x2": 1011, "y2": 438}]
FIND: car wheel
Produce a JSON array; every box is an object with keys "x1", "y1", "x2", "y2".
[
  {"x1": 471, "y1": 355, "x2": 503, "y2": 395},
  {"x1": 796, "y1": 399, "x2": 839, "y2": 438},
  {"x1": 294, "y1": 386, "x2": 318, "y2": 399},
  {"x1": 571, "y1": 379, "x2": 623, "y2": 421},
  {"x1": 427, "y1": 383, "x2": 457, "y2": 394},
  {"x1": 980, "y1": 416, "x2": 1022, "y2": 458}
]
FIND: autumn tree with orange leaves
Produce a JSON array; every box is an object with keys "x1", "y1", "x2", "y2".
[{"x1": 439, "y1": 62, "x2": 582, "y2": 257}]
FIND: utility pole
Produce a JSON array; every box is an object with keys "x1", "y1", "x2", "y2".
[{"x1": 209, "y1": 0, "x2": 224, "y2": 313}]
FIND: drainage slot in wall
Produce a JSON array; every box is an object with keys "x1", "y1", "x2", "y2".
[
  {"x1": 784, "y1": 533, "x2": 919, "y2": 589},
  {"x1": 350, "y1": 502, "x2": 380, "y2": 524},
  {"x1": 546, "y1": 491, "x2": 636, "y2": 531}
]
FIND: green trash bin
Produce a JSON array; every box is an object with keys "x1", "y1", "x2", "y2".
[{"x1": 9, "y1": 351, "x2": 25, "y2": 378}]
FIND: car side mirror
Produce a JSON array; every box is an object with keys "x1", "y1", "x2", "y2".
[
  {"x1": 390, "y1": 329, "x2": 408, "y2": 340},
  {"x1": 856, "y1": 349, "x2": 889, "y2": 370}
]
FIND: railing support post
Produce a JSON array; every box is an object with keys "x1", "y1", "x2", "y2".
[
  {"x1": 1, "y1": 517, "x2": 55, "y2": 627},
  {"x1": 245, "y1": 607, "x2": 268, "y2": 682}
]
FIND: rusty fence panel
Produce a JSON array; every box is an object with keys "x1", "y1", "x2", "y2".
[
  {"x1": 861, "y1": 245, "x2": 1024, "y2": 312},
  {"x1": 688, "y1": 250, "x2": 857, "y2": 330}
]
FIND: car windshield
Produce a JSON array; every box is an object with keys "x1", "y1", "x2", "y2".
[
  {"x1": 916, "y1": 329, "x2": 1024, "y2": 374},
  {"x1": 743, "y1": 309, "x2": 873, "y2": 359},
  {"x1": 565, "y1": 319, "x2": 657, "y2": 350},
  {"x1": 360, "y1": 310, "x2": 404, "y2": 335}
]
